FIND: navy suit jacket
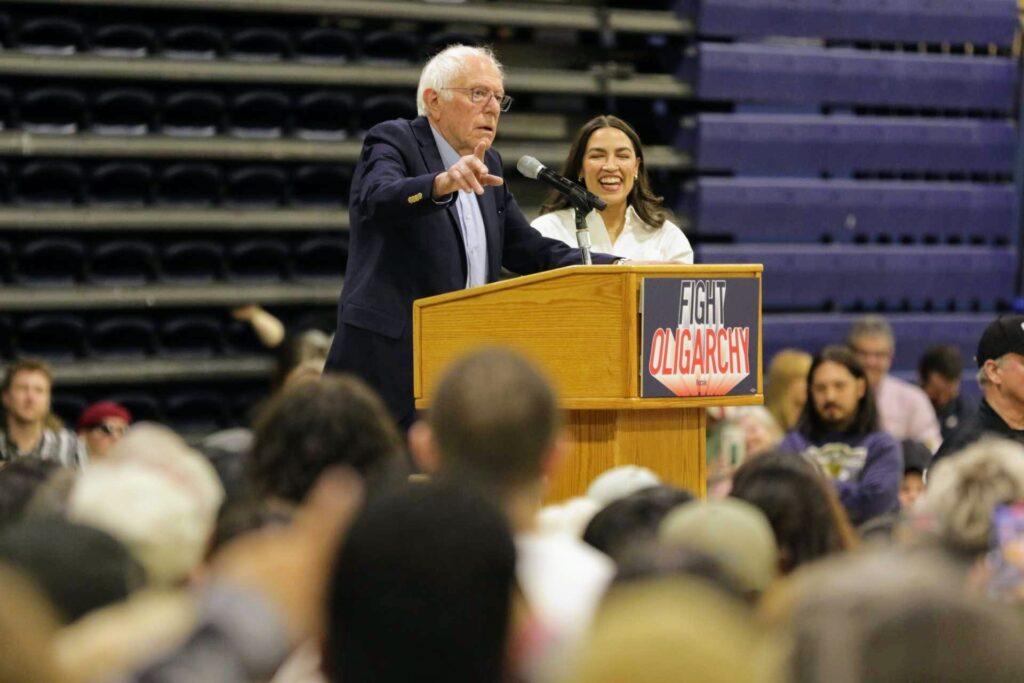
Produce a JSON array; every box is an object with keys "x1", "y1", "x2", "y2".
[{"x1": 324, "y1": 116, "x2": 616, "y2": 424}]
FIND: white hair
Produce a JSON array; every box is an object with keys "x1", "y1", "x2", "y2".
[{"x1": 416, "y1": 44, "x2": 503, "y2": 116}]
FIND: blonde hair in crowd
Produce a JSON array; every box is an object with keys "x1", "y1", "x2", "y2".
[{"x1": 764, "y1": 349, "x2": 813, "y2": 431}]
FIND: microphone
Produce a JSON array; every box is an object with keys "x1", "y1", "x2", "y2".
[{"x1": 516, "y1": 156, "x2": 606, "y2": 211}]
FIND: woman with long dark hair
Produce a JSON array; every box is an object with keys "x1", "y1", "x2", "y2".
[{"x1": 531, "y1": 115, "x2": 693, "y2": 263}]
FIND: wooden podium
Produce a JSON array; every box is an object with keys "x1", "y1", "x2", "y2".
[{"x1": 413, "y1": 264, "x2": 763, "y2": 500}]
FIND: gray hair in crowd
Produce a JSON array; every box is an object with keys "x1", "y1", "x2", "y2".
[
  {"x1": 416, "y1": 44, "x2": 503, "y2": 116},
  {"x1": 846, "y1": 315, "x2": 894, "y2": 348},
  {"x1": 917, "y1": 438, "x2": 1024, "y2": 557}
]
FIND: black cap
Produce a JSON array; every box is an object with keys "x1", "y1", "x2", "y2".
[{"x1": 976, "y1": 315, "x2": 1024, "y2": 367}]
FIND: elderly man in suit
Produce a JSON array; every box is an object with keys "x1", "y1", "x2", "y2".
[{"x1": 324, "y1": 45, "x2": 619, "y2": 427}]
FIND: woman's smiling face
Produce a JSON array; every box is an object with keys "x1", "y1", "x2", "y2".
[{"x1": 580, "y1": 126, "x2": 638, "y2": 210}]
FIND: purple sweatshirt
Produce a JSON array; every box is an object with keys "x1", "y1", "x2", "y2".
[{"x1": 780, "y1": 430, "x2": 903, "y2": 525}]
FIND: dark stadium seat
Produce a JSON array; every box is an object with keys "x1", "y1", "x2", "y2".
[
  {"x1": 165, "y1": 390, "x2": 230, "y2": 433},
  {"x1": 162, "y1": 90, "x2": 225, "y2": 137},
  {"x1": 17, "y1": 238, "x2": 86, "y2": 284},
  {"x1": 291, "y1": 164, "x2": 351, "y2": 205},
  {"x1": 90, "y1": 162, "x2": 153, "y2": 205},
  {"x1": 362, "y1": 30, "x2": 419, "y2": 62},
  {"x1": 226, "y1": 166, "x2": 288, "y2": 206},
  {"x1": 92, "y1": 23, "x2": 156, "y2": 58},
  {"x1": 90, "y1": 316, "x2": 159, "y2": 358},
  {"x1": 680, "y1": 43, "x2": 1017, "y2": 111},
  {"x1": 425, "y1": 30, "x2": 486, "y2": 57},
  {"x1": 696, "y1": 244, "x2": 1017, "y2": 312},
  {"x1": 93, "y1": 89, "x2": 155, "y2": 135},
  {"x1": 51, "y1": 393, "x2": 89, "y2": 426},
  {"x1": 686, "y1": 114, "x2": 1016, "y2": 176},
  {"x1": 226, "y1": 239, "x2": 290, "y2": 281},
  {"x1": 161, "y1": 241, "x2": 225, "y2": 282},
  {"x1": 0, "y1": 162, "x2": 10, "y2": 203},
  {"x1": 158, "y1": 163, "x2": 223, "y2": 205},
  {"x1": 17, "y1": 314, "x2": 88, "y2": 360},
  {"x1": 361, "y1": 94, "x2": 418, "y2": 131},
  {"x1": 108, "y1": 392, "x2": 163, "y2": 423},
  {"x1": 17, "y1": 161, "x2": 84, "y2": 205},
  {"x1": 229, "y1": 27, "x2": 292, "y2": 61},
  {"x1": 163, "y1": 25, "x2": 225, "y2": 60},
  {"x1": 0, "y1": 12, "x2": 10, "y2": 49},
  {"x1": 0, "y1": 87, "x2": 13, "y2": 130},
  {"x1": 679, "y1": 0, "x2": 1018, "y2": 46},
  {"x1": 0, "y1": 239, "x2": 12, "y2": 282},
  {"x1": 294, "y1": 236, "x2": 347, "y2": 280},
  {"x1": 225, "y1": 319, "x2": 263, "y2": 354},
  {"x1": 229, "y1": 90, "x2": 290, "y2": 138},
  {"x1": 89, "y1": 240, "x2": 160, "y2": 284},
  {"x1": 0, "y1": 315, "x2": 12, "y2": 359},
  {"x1": 681, "y1": 178, "x2": 1014, "y2": 245},
  {"x1": 762, "y1": 313, "x2": 993, "y2": 374},
  {"x1": 296, "y1": 27, "x2": 357, "y2": 63},
  {"x1": 295, "y1": 91, "x2": 353, "y2": 140},
  {"x1": 160, "y1": 315, "x2": 225, "y2": 357},
  {"x1": 20, "y1": 87, "x2": 87, "y2": 134},
  {"x1": 16, "y1": 17, "x2": 85, "y2": 54}
]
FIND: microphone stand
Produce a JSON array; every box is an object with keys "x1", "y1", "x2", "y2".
[{"x1": 571, "y1": 195, "x2": 600, "y2": 266}]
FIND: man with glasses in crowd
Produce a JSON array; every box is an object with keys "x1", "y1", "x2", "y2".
[
  {"x1": 0, "y1": 359, "x2": 86, "y2": 467},
  {"x1": 76, "y1": 400, "x2": 132, "y2": 461},
  {"x1": 324, "y1": 44, "x2": 618, "y2": 428},
  {"x1": 933, "y1": 314, "x2": 1024, "y2": 464},
  {"x1": 846, "y1": 316, "x2": 942, "y2": 452}
]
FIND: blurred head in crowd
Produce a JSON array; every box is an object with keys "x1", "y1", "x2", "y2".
[
  {"x1": 326, "y1": 483, "x2": 516, "y2": 683},
  {"x1": 68, "y1": 424, "x2": 224, "y2": 586},
  {"x1": 586, "y1": 465, "x2": 662, "y2": 508},
  {"x1": 976, "y1": 314, "x2": 1024, "y2": 421},
  {"x1": 846, "y1": 315, "x2": 895, "y2": 389},
  {"x1": 273, "y1": 329, "x2": 332, "y2": 391},
  {"x1": 418, "y1": 44, "x2": 505, "y2": 156},
  {"x1": 582, "y1": 484, "x2": 693, "y2": 560},
  {"x1": 541, "y1": 115, "x2": 669, "y2": 230},
  {"x1": 917, "y1": 438, "x2": 1024, "y2": 560},
  {"x1": 660, "y1": 498, "x2": 778, "y2": 599},
  {"x1": 919, "y1": 344, "x2": 964, "y2": 411},
  {"x1": 765, "y1": 349, "x2": 813, "y2": 432},
  {"x1": 1, "y1": 359, "x2": 55, "y2": 433},
  {"x1": 76, "y1": 401, "x2": 131, "y2": 460},
  {"x1": 566, "y1": 578, "x2": 778, "y2": 683},
  {"x1": 0, "y1": 562, "x2": 65, "y2": 683},
  {"x1": 0, "y1": 519, "x2": 144, "y2": 624},
  {"x1": 0, "y1": 459, "x2": 62, "y2": 527},
  {"x1": 770, "y1": 550, "x2": 1024, "y2": 683},
  {"x1": 252, "y1": 374, "x2": 405, "y2": 505},
  {"x1": 410, "y1": 347, "x2": 566, "y2": 519},
  {"x1": 610, "y1": 544, "x2": 749, "y2": 604},
  {"x1": 731, "y1": 450, "x2": 852, "y2": 574},
  {"x1": 799, "y1": 346, "x2": 878, "y2": 441},
  {"x1": 898, "y1": 439, "x2": 932, "y2": 511}
]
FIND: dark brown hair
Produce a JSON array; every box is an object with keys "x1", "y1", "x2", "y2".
[
  {"x1": 539, "y1": 115, "x2": 670, "y2": 228},
  {"x1": 798, "y1": 345, "x2": 879, "y2": 441}
]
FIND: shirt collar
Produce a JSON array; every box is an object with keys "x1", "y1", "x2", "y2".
[{"x1": 428, "y1": 124, "x2": 461, "y2": 170}]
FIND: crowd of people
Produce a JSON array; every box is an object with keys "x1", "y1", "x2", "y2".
[{"x1": 0, "y1": 309, "x2": 1021, "y2": 682}]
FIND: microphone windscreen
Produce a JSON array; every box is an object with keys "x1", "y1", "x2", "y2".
[{"x1": 516, "y1": 155, "x2": 544, "y2": 180}]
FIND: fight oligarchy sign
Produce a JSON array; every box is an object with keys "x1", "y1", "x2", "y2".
[{"x1": 641, "y1": 277, "x2": 760, "y2": 398}]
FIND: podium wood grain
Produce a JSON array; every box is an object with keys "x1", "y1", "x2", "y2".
[{"x1": 413, "y1": 265, "x2": 762, "y2": 500}]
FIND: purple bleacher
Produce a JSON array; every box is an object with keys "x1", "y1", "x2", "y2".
[
  {"x1": 682, "y1": 178, "x2": 1014, "y2": 244},
  {"x1": 696, "y1": 244, "x2": 1016, "y2": 312},
  {"x1": 678, "y1": 0, "x2": 1017, "y2": 46},
  {"x1": 762, "y1": 313, "x2": 992, "y2": 372},
  {"x1": 683, "y1": 114, "x2": 1016, "y2": 175},
  {"x1": 679, "y1": 43, "x2": 1016, "y2": 111}
]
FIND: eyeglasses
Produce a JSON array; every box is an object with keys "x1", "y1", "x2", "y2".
[
  {"x1": 92, "y1": 423, "x2": 127, "y2": 437},
  {"x1": 443, "y1": 87, "x2": 513, "y2": 112}
]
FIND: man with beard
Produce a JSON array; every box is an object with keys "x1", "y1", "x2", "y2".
[
  {"x1": 1, "y1": 359, "x2": 85, "y2": 467},
  {"x1": 780, "y1": 346, "x2": 903, "y2": 525}
]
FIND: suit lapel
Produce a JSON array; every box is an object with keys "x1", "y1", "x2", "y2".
[{"x1": 412, "y1": 117, "x2": 461, "y2": 228}]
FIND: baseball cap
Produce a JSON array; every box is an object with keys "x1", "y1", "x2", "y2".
[
  {"x1": 77, "y1": 401, "x2": 132, "y2": 432},
  {"x1": 976, "y1": 315, "x2": 1024, "y2": 367}
]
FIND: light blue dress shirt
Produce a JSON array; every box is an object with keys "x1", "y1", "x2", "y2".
[{"x1": 429, "y1": 125, "x2": 489, "y2": 288}]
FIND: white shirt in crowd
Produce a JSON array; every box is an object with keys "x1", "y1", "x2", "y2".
[{"x1": 530, "y1": 206, "x2": 694, "y2": 264}]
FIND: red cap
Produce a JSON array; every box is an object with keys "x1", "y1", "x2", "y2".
[{"x1": 77, "y1": 401, "x2": 132, "y2": 432}]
